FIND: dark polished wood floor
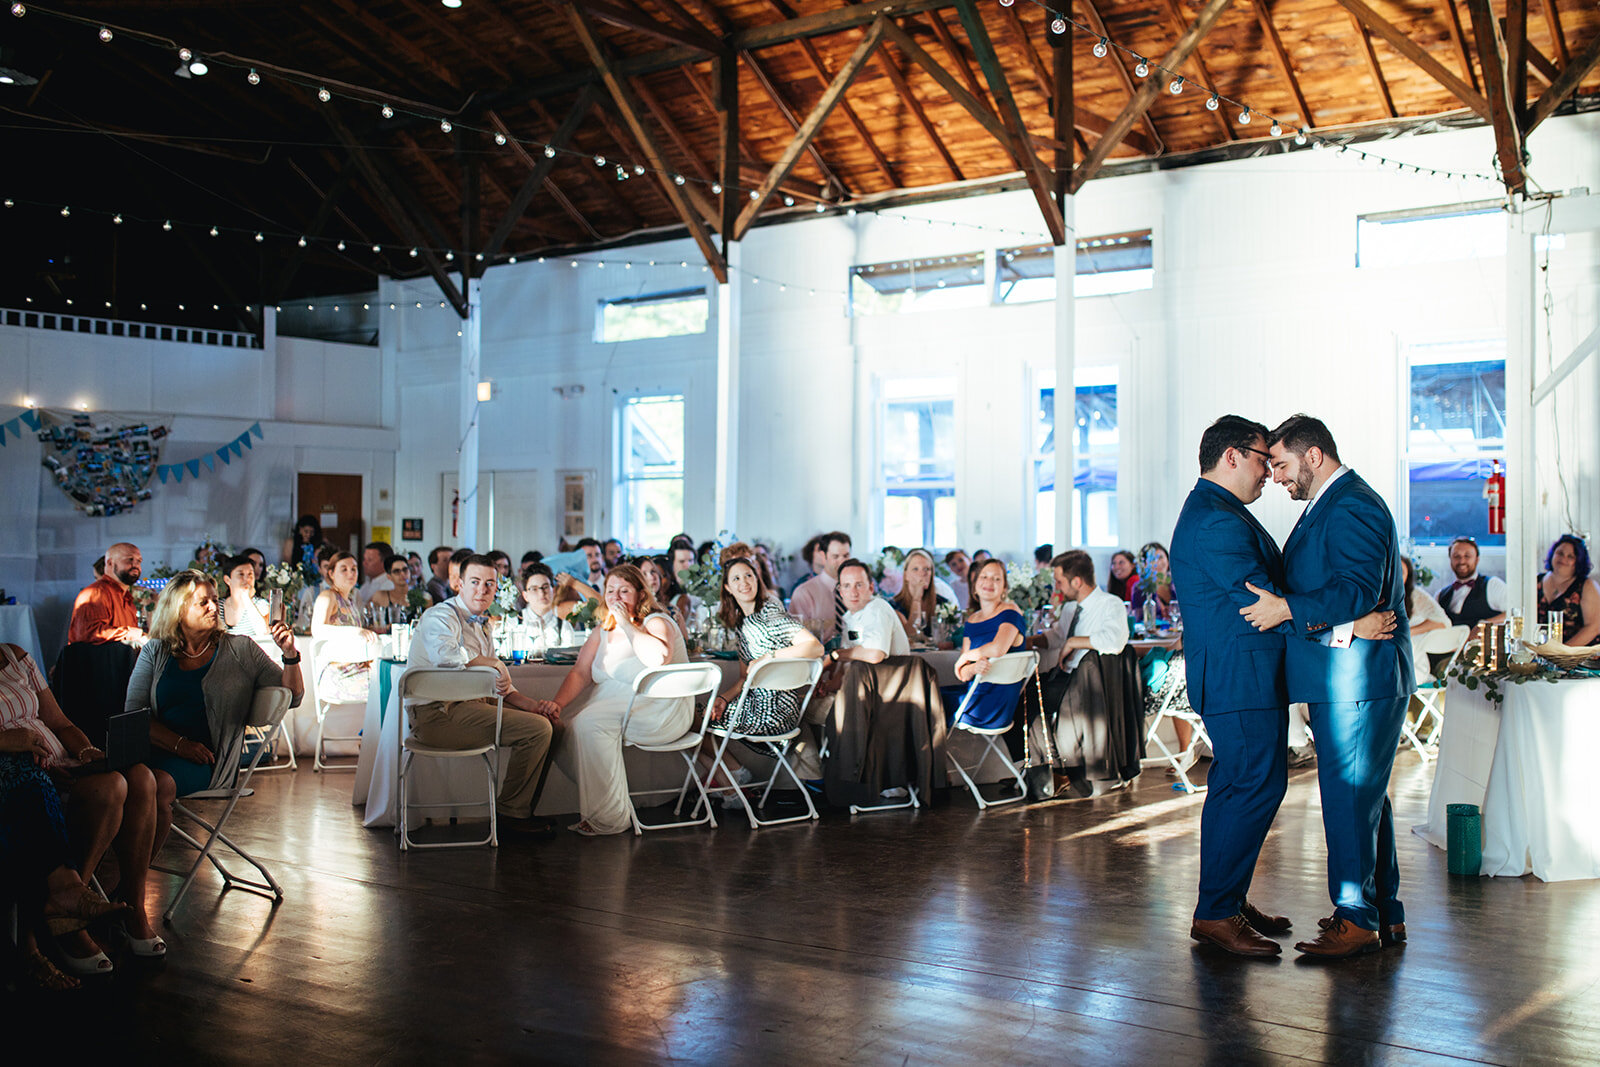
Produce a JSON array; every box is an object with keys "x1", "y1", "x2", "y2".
[{"x1": 17, "y1": 753, "x2": 1599, "y2": 1066}]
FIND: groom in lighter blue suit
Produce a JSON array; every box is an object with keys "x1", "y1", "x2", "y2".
[{"x1": 1243, "y1": 414, "x2": 1413, "y2": 958}]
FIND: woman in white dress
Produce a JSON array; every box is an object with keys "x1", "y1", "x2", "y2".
[
  {"x1": 1404, "y1": 556, "x2": 1465, "y2": 684},
  {"x1": 547, "y1": 563, "x2": 691, "y2": 836}
]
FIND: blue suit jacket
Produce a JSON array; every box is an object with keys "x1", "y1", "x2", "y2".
[
  {"x1": 1281, "y1": 470, "x2": 1414, "y2": 704},
  {"x1": 1169, "y1": 479, "x2": 1290, "y2": 716}
]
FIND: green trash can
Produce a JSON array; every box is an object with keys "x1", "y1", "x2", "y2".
[{"x1": 1447, "y1": 803, "x2": 1482, "y2": 875}]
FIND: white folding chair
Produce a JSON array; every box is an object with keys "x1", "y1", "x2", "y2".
[
  {"x1": 1406, "y1": 634, "x2": 1468, "y2": 759},
  {"x1": 159, "y1": 686, "x2": 291, "y2": 922},
  {"x1": 310, "y1": 633, "x2": 368, "y2": 772},
  {"x1": 702, "y1": 658, "x2": 824, "y2": 829},
  {"x1": 1141, "y1": 659, "x2": 1212, "y2": 794},
  {"x1": 244, "y1": 717, "x2": 297, "y2": 772},
  {"x1": 620, "y1": 663, "x2": 724, "y2": 835},
  {"x1": 395, "y1": 666, "x2": 504, "y2": 850},
  {"x1": 947, "y1": 651, "x2": 1037, "y2": 809}
]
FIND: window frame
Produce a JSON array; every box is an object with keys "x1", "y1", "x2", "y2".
[
  {"x1": 1030, "y1": 365, "x2": 1120, "y2": 548},
  {"x1": 613, "y1": 391, "x2": 687, "y2": 549},
  {"x1": 873, "y1": 375, "x2": 958, "y2": 551},
  {"x1": 1400, "y1": 337, "x2": 1506, "y2": 548},
  {"x1": 593, "y1": 287, "x2": 710, "y2": 344}
]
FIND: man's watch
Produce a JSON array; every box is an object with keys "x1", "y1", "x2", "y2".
[{"x1": 281, "y1": 653, "x2": 301, "y2": 665}]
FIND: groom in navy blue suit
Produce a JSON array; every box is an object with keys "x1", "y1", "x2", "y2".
[
  {"x1": 1243, "y1": 414, "x2": 1413, "y2": 958},
  {"x1": 1170, "y1": 416, "x2": 1297, "y2": 958}
]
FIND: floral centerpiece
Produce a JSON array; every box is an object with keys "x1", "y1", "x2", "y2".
[
  {"x1": 1004, "y1": 562, "x2": 1058, "y2": 614},
  {"x1": 869, "y1": 546, "x2": 906, "y2": 584},
  {"x1": 488, "y1": 576, "x2": 519, "y2": 618},
  {"x1": 567, "y1": 596, "x2": 602, "y2": 631},
  {"x1": 1136, "y1": 561, "x2": 1172, "y2": 601},
  {"x1": 256, "y1": 560, "x2": 305, "y2": 609},
  {"x1": 406, "y1": 585, "x2": 430, "y2": 614}
]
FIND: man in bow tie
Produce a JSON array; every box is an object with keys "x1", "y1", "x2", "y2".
[
  {"x1": 1437, "y1": 536, "x2": 1507, "y2": 630},
  {"x1": 1241, "y1": 415, "x2": 1412, "y2": 957},
  {"x1": 408, "y1": 554, "x2": 562, "y2": 837}
]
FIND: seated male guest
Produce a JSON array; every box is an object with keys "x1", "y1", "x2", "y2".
[
  {"x1": 426, "y1": 546, "x2": 454, "y2": 606},
  {"x1": 1438, "y1": 536, "x2": 1506, "y2": 629},
  {"x1": 520, "y1": 563, "x2": 575, "y2": 648},
  {"x1": 407, "y1": 555, "x2": 561, "y2": 836},
  {"x1": 447, "y1": 547, "x2": 475, "y2": 597},
  {"x1": 790, "y1": 531, "x2": 852, "y2": 641},
  {"x1": 944, "y1": 550, "x2": 971, "y2": 609},
  {"x1": 1028, "y1": 550, "x2": 1140, "y2": 799},
  {"x1": 68, "y1": 541, "x2": 147, "y2": 646},
  {"x1": 357, "y1": 540, "x2": 396, "y2": 607}
]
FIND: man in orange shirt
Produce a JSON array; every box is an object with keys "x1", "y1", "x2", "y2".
[{"x1": 68, "y1": 541, "x2": 147, "y2": 646}]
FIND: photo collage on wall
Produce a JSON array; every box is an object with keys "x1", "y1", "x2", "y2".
[{"x1": 36, "y1": 410, "x2": 168, "y2": 517}]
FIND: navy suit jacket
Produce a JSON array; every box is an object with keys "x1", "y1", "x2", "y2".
[
  {"x1": 1170, "y1": 479, "x2": 1290, "y2": 716},
  {"x1": 1281, "y1": 470, "x2": 1414, "y2": 705}
]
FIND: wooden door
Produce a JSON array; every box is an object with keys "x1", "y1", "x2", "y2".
[{"x1": 297, "y1": 473, "x2": 364, "y2": 555}]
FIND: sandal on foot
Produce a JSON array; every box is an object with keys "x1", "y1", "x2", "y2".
[
  {"x1": 58, "y1": 948, "x2": 113, "y2": 977},
  {"x1": 23, "y1": 949, "x2": 80, "y2": 991},
  {"x1": 568, "y1": 820, "x2": 600, "y2": 837},
  {"x1": 116, "y1": 922, "x2": 167, "y2": 958},
  {"x1": 43, "y1": 886, "x2": 130, "y2": 936}
]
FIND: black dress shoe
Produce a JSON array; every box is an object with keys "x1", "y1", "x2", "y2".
[
  {"x1": 1380, "y1": 922, "x2": 1406, "y2": 945},
  {"x1": 1241, "y1": 900, "x2": 1292, "y2": 936}
]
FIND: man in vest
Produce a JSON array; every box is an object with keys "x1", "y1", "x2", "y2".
[{"x1": 1437, "y1": 536, "x2": 1506, "y2": 629}]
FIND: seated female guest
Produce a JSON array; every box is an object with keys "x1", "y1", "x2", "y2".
[
  {"x1": 1539, "y1": 534, "x2": 1600, "y2": 646},
  {"x1": 1131, "y1": 541, "x2": 1178, "y2": 621},
  {"x1": 221, "y1": 553, "x2": 276, "y2": 658},
  {"x1": 1105, "y1": 550, "x2": 1139, "y2": 603},
  {"x1": 892, "y1": 548, "x2": 954, "y2": 648},
  {"x1": 0, "y1": 642, "x2": 160, "y2": 971},
  {"x1": 311, "y1": 550, "x2": 377, "y2": 702},
  {"x1": 1402, "y1": 557, "x2": 1462, "y2": 683},
  {"x1": 709, "y1": 557, "x2": 824, "y2": 736},
  {"x1": 368, "y1": 553, "x2": 424, "y2": 624},
  {"x1": 129, "y1": 571, "x2": 304, "y2": 796},
  {"x1": 546, "y1": 565, "x2": 691, "y2": 836},
  {"x1": 661, "y1": 543, "x2": 701, "y2": 629},
  {"x1": 635, "y1": 556, "x2": 688, "y2": 640},
  {"x1": 520, "y1": 563, "x2": 575, "y2": 648},
  {"x1": 949, "y1": 559, "x2": 1027, "y2": 728}
]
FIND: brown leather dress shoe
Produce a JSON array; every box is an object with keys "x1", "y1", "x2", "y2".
[
  {"x1": 1296, "y1": 916, "x2": 1380, "y2": 957},
  {"x1": 1319, "y1": 915, "x2": 1406, "y2": 946},
  {"x1": 1191, "y1": 915, "x2": 1283, "y2": 957},
  {"x1": 1241, "y1": 900, "x2": 1292, "y2": 936}
]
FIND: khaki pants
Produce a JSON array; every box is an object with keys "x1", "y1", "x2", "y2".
[{"x1": 409, "y1": 699, "x2": 556, "y2": 820}]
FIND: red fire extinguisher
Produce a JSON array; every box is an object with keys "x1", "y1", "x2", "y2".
[
  {"x1": 1485, "y1": 459, "x2": 1506, "y2": 536},
  {"x1": 451, "y1": 490, "x2": 460, "y2": 538}
]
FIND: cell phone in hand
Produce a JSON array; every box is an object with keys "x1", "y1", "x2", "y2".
[{"x1": 268, "y1": 589, "x2": 285, "y2": 625}]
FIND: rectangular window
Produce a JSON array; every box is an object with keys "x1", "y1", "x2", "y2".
[
  {"x1": 1034, "y1": 368, "x2": 1118, "y2": 547},
  {"x1": 595, "y1": 288, "x2": 709, "y2": 343},
  {"x1": 879, "y1": 377, "x2": 956, "y2": 548},
  {"x1": 996, "y1": 230, "x2": 1154, "y2": 304},
  {"x1": 850, "y1": 252, "x2": 986, "y2": 316},
  {"x1": 1406, "y1": 341, "x2": 1505, "y2": 546},
  {"x1": 617, "y1": 395, "x2": 684, "y2": 548},
  {"x1": 1356, "y1": 202, "x2": 1505, "y2": 268}
]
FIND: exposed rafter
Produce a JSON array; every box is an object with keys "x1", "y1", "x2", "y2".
[
  {"x1": 1466, "y1": 0, "x2": 1526, "y2": 193},
  {"x1": 1349, "y1": 16, "x2": 1399, "y2": 118},
  {"x1": 1524, "y1": 29, "x2": 1600, "y2": 135},
  {"x1": 483, "y1": 86, "x2": 600, "y2": 262},
  {"x1": 1334, "y1": 0, "x2": 1490, "y2": 119},
  {"x1": 1248, "y1": 0, "x2": 1314, "y2": 127}
]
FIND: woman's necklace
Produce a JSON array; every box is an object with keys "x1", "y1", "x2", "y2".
[{"x1": 178, "y1": 630, "x2": 218, "y2": 661}]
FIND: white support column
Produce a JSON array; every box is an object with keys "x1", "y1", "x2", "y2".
[
  {"x1": 714, "y1": 242, "x2": 741, "y2": 535},
  {"x1": 261, "y1": 304, "x2": 279, "y2": 419},
  {"x1": 456, "y1": 278, "x2": 482, "y2": 547},
  {"x1": 1053, "y1": 199, "x2": 1076, "y2": 550},
  {"x1": 1505, "y1": 203, "x2": 1537, "y2": 618}
]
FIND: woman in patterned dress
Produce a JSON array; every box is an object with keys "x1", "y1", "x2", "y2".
[{"x1": 310, "y1": 550, "x2": 377, "y2": 703}]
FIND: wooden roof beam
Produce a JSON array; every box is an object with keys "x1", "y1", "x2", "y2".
[
  {"x1": 744, "y1": 56, "x2": 850, "y2": 197},
  {"x1": 1349, "y1": 16, "x2": 1399, "y2": 118},
  {"x1": 1158, "y1": 0, "x2": 1235, "y2": 142},
  {"x1": 271, "y1": 158, "x2": 356, "y2": 302},
  {"x1": 734, "y1": 18, "x2": 887, "y2": 239},
  {"x1": 918, "y1": 9, "x2": 987, "y2": 101},
  {"x1": 1536, "y1": 0, "x2": 1568, "y2": 68},
  {"x1": 1071, "y1": 0, "x2": 1236, "y2": 192},
  {"x1": 567, "y1": 6, "x2": 727, "y2": 280},
  {"x1": 1505, "y1": 0, "x2": 1528, "y2": 114},
  {"x1": 573, "y1": 0, "x2": 722, "y2": 54},
  {"x1": 602, "y1": 87, "x2": 723, "y2": 227},
  {"x1": 997, "y1": 4, "x2": 1053, "y2": 101},
  {"x1": 483, "y1": 88, "x2": 598, "y2": 260},
  {"x1": 880, "y1": 19, "x2": 1015, "y2": 158},
  {"x1": 1073, "y1": 0, "x2": 1166, "y2": 154},
  {"x1": 877, "y1": 41, "x2": 964, "y2": 181},
  {"x1": 1466, "y1": 0, "x2": 1526, "y2": 193},
  {"x1": 1439, "y1": 0, "x2": 1481, "y2": 95},
  {"x1": 396, "y1": 0, "x2": 518, "y2": 82},
  {"x1": 488, "y1": 106, "x2": 605, "y2": 245},
  {"x1": 761, "y1": 0, "x2": 898, "y2": 188},
  {"x1": 1051, "y1": 20, "x2": 1072, "y2": 209},
  {"x1": 1335, "y1": 0, "x2": 1490, "y2": 119},
  {"x1": 1248, "y1": 0, "x2": 1315, "y2": 127},
  {"x1": 327, "y1": 0, "x2": 463, "y2": 92},
  {"x1": 1524, "y1": 30, "x2": 1600, "y2": 135},
  {"x1": 954, "y1": 0, "x2": 1065, "y2": 244}
]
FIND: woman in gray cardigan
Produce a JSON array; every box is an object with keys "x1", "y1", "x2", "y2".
[{"x1": 125, "y1": 570, "x2": 303, "y2": 799}]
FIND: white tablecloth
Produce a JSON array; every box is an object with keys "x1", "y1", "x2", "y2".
[
  {"x1": 0, "y1": 604, "x2": 44, "y2": 669},
  {"x1": 1417, "y1": 677, "x2": 1600, "y2": 881},
  {"x1": 354, "y1": 657, "x2": 743, "y2": 827}
]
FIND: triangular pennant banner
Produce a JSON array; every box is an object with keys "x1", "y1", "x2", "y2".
[
  {"x1": 203, "y1": 454, "x2": 215, "y2": 471},
  {"x1": 216, "y1": 446, "x2": 231, "y2": 466},
  {"x1": 0, "y1": 424, "x2": 8, "y2": 446},
  {"x1": 19, "y1": 410, "x2": 40, "y2": 431},
  {"x1": 158, "y1": 466, "x2": 169, "y2": 484},
  {"x1": 6, "y1": 416, "x2": 19, "y2": 437},
  {"x1": 229, "y1": 440, "x2": 243, "y2": 458},
  {"x1": 240, "y1": 433, "x2": 253, "y2": 451},
  {"x1": 173, "y1": 466, "x2": 184, "y2": 483},
  {"x1": 249, "y1": 422, "x2": 263, "y2": 440},
  {"x1": 186, "y1": 459, "x2": 201, "y2": 478}
]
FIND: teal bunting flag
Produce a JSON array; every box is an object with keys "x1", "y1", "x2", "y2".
[
  {"x1": 249, "y1": 422, "x2": 263, "y2": 440},
  {"x1": 6, "y1": 416, "x2": 19, "y2": 437},
  {"x1": 185, "y1": 459, "x2": 200, "y2": 478},
  {"x1": 202, "y1": 454, "x2": 215, "y2": 472},
  {"x1": 19, "y1": 410, "x2": 40, "y2": 431},
  {"x1": 240, "y1": 433, "x2": 253, "y2": 451},
  {"x1": 216, "y1": 446, "x2": 230, "y2": 465},
  {"x1": 173, "y1": 465, "x2": 184, "y2": 483},
  {"x1": 158, "y1": 466, "x2": 169, "y2": 484},
  {"x1": 0, "y1": 424, "x2": 7, "y2": 446}
]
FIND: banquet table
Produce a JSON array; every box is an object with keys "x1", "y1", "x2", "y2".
[
  {"x1": 0, "y1": 603, "x2": 44, "y2": 669},
  {"x1": 354, "y1": 655, "x2": 743, "y2": 827},
  {"x1": 1415, "y1": 675, "x2": 1600, "y2": 882}
]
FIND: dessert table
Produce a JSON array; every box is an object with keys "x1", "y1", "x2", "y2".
[{"x1": 1415, "y1": 675, "x2": 1600, "y2": 881}]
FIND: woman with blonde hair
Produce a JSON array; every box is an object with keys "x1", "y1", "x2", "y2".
[
  {"x1": 891, "y1": 548, "x2": 955, "y2": 647},
  {"x1": 545, "y1": 563, "x2": 692, "y2": 835}
]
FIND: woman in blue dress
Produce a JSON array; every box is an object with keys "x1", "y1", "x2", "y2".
[{"x1": 947, "y1": 559, "x2": 1027, "y2": 729}]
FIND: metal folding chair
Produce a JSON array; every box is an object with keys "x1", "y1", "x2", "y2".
[
  {"x1": 1141, "y1": 659, "x2": 1212, "y2": 794},
  {"x1": 702, "y1": 658, "x2": 824, "y2": 829},
  {"x1": 244, "y1": 717, "x2": 298, "y2": 772},
  {"x1": 395, "y1": 666, "x2": 503, "y2": 851},
  {"x1": 159, "y1": 686, "x2": 291, "y2": 922},
  {"x1": 946, "y1": 651, "x2": 1037, "y2": 809},
  {"x1": 1406, "y1": 634, "x2": 1468, "y2": 760},
  {"x1": 309, "y1": 633, "x2": 369, "y2": 772},
  {"x1": 620, "y1": 663, "x2": 725, "y2": 834}
]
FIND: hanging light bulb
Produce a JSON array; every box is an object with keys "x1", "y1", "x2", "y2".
[
  {"x1": 298, "y1": 235, "x2": 307, "y2": 247},
  {"x1": 445, "y1": 251, "x2": 454, "y2": 261},
  {"x1": 11, "y1": 4, "x2": 26, "y2": 16},
  {"x1": 178, "y1": 47, "x2": 192, "y2": 62},
  {"x1": 783, "y1": 195, "x2": 795, "y2": 206},
  {"x1": 163, "y1": 220, "x2": 172, "y2": 231},
  {"x1": 998, "y1": 0, "x2": 1015, "y2": 7},
  {"x1": 1134, "y1": 57, "x2": 1149, "y2": 78},
  {"x1": 711, "y1": 182, "x2": 722, "y2": 195},
  {"x1": 1206, "y1": 93, "x2": 1219, "y2": 111},
  {"x1": 409, "y1": 247, "x2": 419, "y2": 258},
  {"x1": 317, "y1": 87, "x2": 331, "y2": 103},
  {"x1": 59, "y1": 205, "x2": 69, "y2": 216},
  {"x1": 814, "y1": 202, "x2": 825, "y2": 213},
  {"x1": 112, "y1": 213, "x2": 122, "y2": 224},
  {"x1": 188, "y1": 58, "x2": 207, "y2": 76},
  {"x1": 634, "y1": 164, "x2": 646, "y2": 176},
  {"x1": 616, "y1": 165, "x2": 628, "y2": 180},
  {"x1": 98, "y1": 26, "x2": 112, "y2": 42},
  {"x1": 209, "y1": 225, "x2": 219, "y2": 236},
  {"x1": 247, "y1": 68, "x2": 260, "y2": 85},
  {"x1": 494, "y1": 132, "x2": 507, "y2": 146},
  {"x1": 1168, "y1": 75, "x2": 1184, "y2": 95},
  {"x1": 1294, "y1": 128, "x2": 1308, "y2": 145},
  {"x1": 439, "y1": 119, "x2": 452, "y2": 133},
  {"x1": 337, "y1": 240, "x2": 346, "y2": 251},
  {"x1": 475, "y1": 253, "x2": 483, "y2": 261},
  {"x1": 594, "y1": 154, "x2": 606, "y2": 166},
  {"x1": 254, "y1": 232, "x2": 264, "y2": 242},
  {"x1": 749, "y1": 190, "x2": 760, "y2": 201},
  {"x1": 1092, "y1": 37, "x2": 1108, "y2": 58},
  {"x1": 1237, "y1": 108, "x2": 1251, "y2": 125},
  {"x1": 1051, "y1": 16, "x2": 1067, "y2": 34},
  {"x1": 1270, "y1": 120, "x2": 1283, "y2": 137},
  {"x1": 673, "y1": 173, "x2": 686, "y2": 185},
  {"x1": 372, "y1": 243, "x2": 381, "y2": 253},
  {"x1": 543, "y1": 144, "x2": 556, "y2": 158},
  {"x1": 381, "y1": 104, "x2": 394, "y2": 119}
]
